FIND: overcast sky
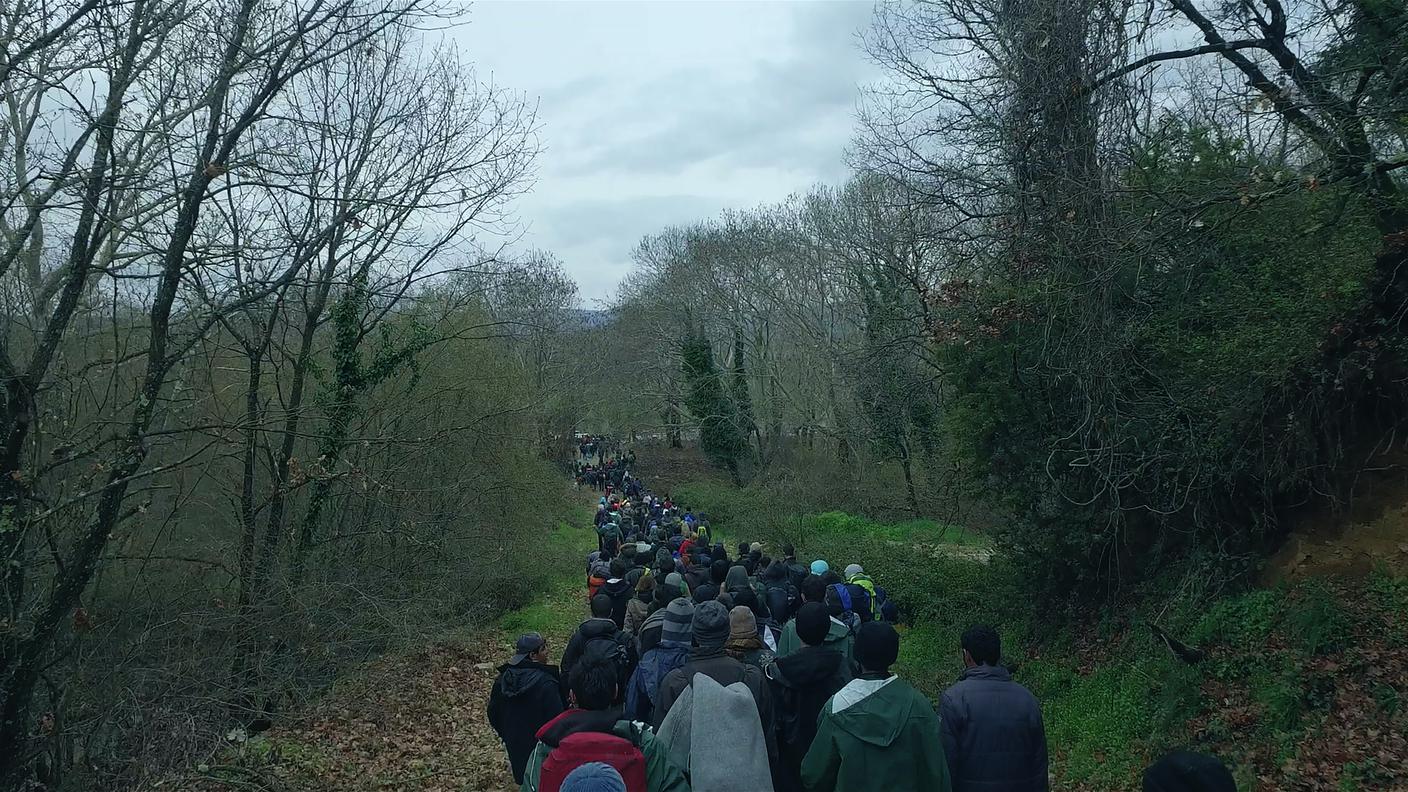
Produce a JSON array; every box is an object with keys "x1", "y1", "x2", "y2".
[{"x1": 454, "y1": 1, "x2": 880, "y2": 305}]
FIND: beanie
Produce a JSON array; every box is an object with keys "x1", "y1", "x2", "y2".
[
  {"x1": 795, "y1": 602, "x2": 831, "y2": 647},
  {"x1": 844, "y1": 563, "x2": 863, "y2": 579},
  {"x1": 810, "y1": 559, "x2": 830, "y2": 575},
  {"x1": 662, "y1": 598, "x2": 695, "y2": 645},
  {"x1": 728, "y1": 605, "x2": 757, "y2": 642},
  {"x1": 693, "y1": 582, "x2": 719, "y2": 604},
  {"x1": 561, "y1": 762, "x2": 627, "y2": 792},
  {"x1": 692, "y1": 600, "x2": 730, "y2": 648},
  {"x1": 1142, "y1": 751, "x2": 1236, "y2": 792},
  {"x1": 664, "y1": 572, "x2": 686, "y2": 598},
  {"x1": 854, "y1": 621, "x2": 900, "y2": 672}
]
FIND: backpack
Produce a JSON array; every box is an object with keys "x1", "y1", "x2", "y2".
[
  {"x1": 848, "y1": 574, "x2": 898, "y2": 622},
  {"x1": 828, "y1": 583, "x2": 873, "y2": 623},
  {"x1": 582, "y1": 633, "x2": 632, "y2": 692},
  {"x1": 538, "y1": 731, "x2": 648, "y2": 792}
]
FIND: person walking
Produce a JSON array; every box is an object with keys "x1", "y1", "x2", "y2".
[
  {"x1": 764, "y1": 603, "x2": 848, "y2": 792},
  {"x1": 939, "y1": 625, "x2": 1047, "y2": 792},
  {"x1": 801, "y1": 622, "x2": 952, "y2": 792},
  {"x1": 488, "y1": 633, "x2": 568, "y2": 785}
]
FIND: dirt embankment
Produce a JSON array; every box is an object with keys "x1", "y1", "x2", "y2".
[{"x1": 1266, "y1": 456, "x2": 1408, "y2": 584}]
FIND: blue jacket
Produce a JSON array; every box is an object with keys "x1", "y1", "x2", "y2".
[
  {"x1": 939, "y1": 665, "x2": 1048, "y2": 792},
  {"x1": 624, "y1": 640, "x2": 690, "y2": 722}
]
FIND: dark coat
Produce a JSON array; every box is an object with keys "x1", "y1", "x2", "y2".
[
  {"x1": 766, "y1": 646, "x2": 848, "y2": 791},
  {"x1": 486, "y1": 660, "x2": 566, "y2": 783},
  {"x1": 561, "y1": 618, "x2": 628, "y2": 682},
  {"x1": 939, "y1": 665, "x2": 1049, "y2": 792},
  {"x1": 600, "y1": 577, "x2": 634, "y2": 628},
  {"x1": 654, "y1": 647, "x2": 777, "y2": 762}
]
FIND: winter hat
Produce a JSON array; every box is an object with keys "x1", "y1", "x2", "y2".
[
  {"x1": 728, "y1": 606, "x2": 757, "y2": 642},
  {"x1": 810, "y1": 559, "x2": 830, "y2": 576},
  {"x1": 589, "y1": 560, "x2": 610, "y2": 579},
  {"x1": 724, "y1": 565, "x2": 751, "y2": 593},
  {"x1": 664, "y1": 572, "x2": 686, "y2": 598},
  {"x1": 692, "y1": 600, "x2": 730, "y2": 648},
  {"x1": 662, "y1": 598, "x2": 695, "y2": 645},
  {"x1": 561, "y1": 762, "x2": 627, "y2": 792},
  {"x1": 693, "y1": 582, "x2": 719, "y2": 605},
  {"x1": 749, "y1": 542, "x2": 763, "y2": 554},
  {"x1": 795, "y1": 602, "x2": 831, "y2": 647},
  {"x1": 844, "y1": 563, "x2": 864, "y2": 580},
  {"x1": 854, "y1": 621, "x2": 900, "y2": 672},
  {"x1": 1142, "y1": 751, "x2": 1236, "y2": 792}
]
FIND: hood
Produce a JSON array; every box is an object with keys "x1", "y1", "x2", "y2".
[
  {"x1": 578, "y1": 618, "x2": 618, "y2": 640},
  {"x1": 495, "y1": 661, "x2": 559, "y2": 698},
  {"x1": 829, "y1": 676, "x2": 912, "y2": 747},
  {"x1": 724, "y1": 565, "x2": 752, "y2": 592},
  {"x1": 535, "y1": 708, "x2": 622, "y2": 746},
  {"x1": 825, "y1": 617, "x2": 854, "y2": 646},
  {"x1": 772, "y1": 647, "x2": 844, "y2": 687},
  {"x1": 960, "y1": 664, "x2": 1013, "y2": 683}
]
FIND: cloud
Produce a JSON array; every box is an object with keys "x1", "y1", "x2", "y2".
[{"x1": 453, "y1": 1, "x2": 879, "y2": 301}]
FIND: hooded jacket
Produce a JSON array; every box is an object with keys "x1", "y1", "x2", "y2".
[
  {"x1": 518, "y1": 709, "x2": 690, "y2": 792},
  {"x1": 939, "y1": 665, "x2": 1048, "y2": 792},
  {"x1": 487, "y1": 661, "x2": 567, "y2": 783},
  {"x1": 653, "y1": 648, "x2": 777, "y2": 765},
  {"x1": 624, "y1": 591, "x2": 652, "y2": 637},
  {"x1": 562, "y1": 618, "x2": 629, "y2": 682},
  {"x1": 765, "y1": 647, "x2": 848, "y2": 792},
  {"x1": 601, "y1": 577, "x2": 635, "y2": 629},
  {"x1": 777, "y1": 616, "x2": 856, "y2": 683},
  {"x1": 801, "y1": 675, "x2": 953, "y2": 792}
]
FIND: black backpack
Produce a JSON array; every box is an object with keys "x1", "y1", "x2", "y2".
[{"x1": 582, "y1": 632, "x2": 633, "y2": 695}]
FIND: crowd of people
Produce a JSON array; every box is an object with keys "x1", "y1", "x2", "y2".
[{"x1": 488, "y1": 471, "x2": 1240, "y2": 792}]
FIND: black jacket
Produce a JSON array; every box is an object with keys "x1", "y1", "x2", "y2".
[
  {"x1": 561, "y1": 618, "x2": 632, "y2": 683},
  {"x1": 487, "y1": 661, "x2": 566, "y2": 783},
  {"x1": 940, "y1": 664, "x2": 1049, "y2": 792},
  {"x1": 600, "y1": 578, "x2": 634, "y2": 629},
  {"x1": 765, "y1": 646, "x2": 848, "y2": 792}
]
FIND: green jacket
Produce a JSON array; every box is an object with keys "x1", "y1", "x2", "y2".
[
  {"x1": 519, "y1": 717, "x2": 690, "y2": 792},
  {"x1": 801, "y1": 676, "x2": 952, "y2": 792},
  {"x1": 778, "y1": 616, "x2": 856, "y2": 682}
]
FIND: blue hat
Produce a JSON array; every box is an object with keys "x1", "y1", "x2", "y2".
[
  {"x1": 561, "y1": 762, "x2": 626, "y2": 792},
  {"x1": 810, "y1": 559, "x2": 830, "y2": 575}
]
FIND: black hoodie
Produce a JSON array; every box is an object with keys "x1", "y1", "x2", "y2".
[
  {"x1": 766, "y1": 646, "x2": 849, "y2": 792},
  {"x1": 487, "y1": 661, "x2": 566, "y2": 783},
  {"x1": 561, "y1": 618, "x2": 629, "y2": 682},
  {"x1": 600, "y1": 577, "x2": 634, "y2": 628}
]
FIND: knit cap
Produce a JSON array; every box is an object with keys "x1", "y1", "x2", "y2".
[
  {"x1": 561, "y1": 762, "x2": 627, "y2": 792},
  {"x1": 854, "y1": 621, "x2": 900, "y2": 672},
  {"x1": 692, "y1": 600, "x2": 730, "y2": 648},
  {"x1": 844, "y1": 563, "x2": 863, "y2": 579},
  {"x1": 664, "y1": 572, "x2": 686, "y2": 598},
  {"x1": 662, "y1": 598, "x2": 695, "y2": 645},
  {"x1": 810, "y1": 559, "x2": 830, "y2": 575},
  {"x1": 728, "y1": 605, "x2": 757, "y2": 642}
]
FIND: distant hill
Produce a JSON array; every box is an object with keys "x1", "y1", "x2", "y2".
[{"x1": 565, "y1": 308, "x2": 614, "y2": 331}]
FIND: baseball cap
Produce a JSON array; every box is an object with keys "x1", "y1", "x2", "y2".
[{"x1": 509, "y1": 632, "x2": 545, "y2": 665}]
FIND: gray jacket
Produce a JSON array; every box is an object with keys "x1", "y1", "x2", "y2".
[{"x1": 939, "y1": 664, "x2": 1048, "y2": 792}]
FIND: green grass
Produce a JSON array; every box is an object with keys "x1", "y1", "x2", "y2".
[{"x1": 496, "y1": 516, "x2": 596, "y2": 645}]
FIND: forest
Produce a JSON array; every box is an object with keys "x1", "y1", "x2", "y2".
[{"x1": 2, "y1": 0, "x2": 1406, "y2": 789}]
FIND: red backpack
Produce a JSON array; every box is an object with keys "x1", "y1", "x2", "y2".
[{"x1": 538, "y1": 731, "x2": 648, "y2": 792}]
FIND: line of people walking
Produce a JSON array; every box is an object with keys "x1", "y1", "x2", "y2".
[{"x1": 489, "y1": 480, "x2": 1238, "y2": 792}]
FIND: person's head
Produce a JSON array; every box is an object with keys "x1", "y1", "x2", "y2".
[
  {"x1": 738, "y1": 541, "x2": 751, "y2": 557},
  {"x1": 795, "y1": 602, "x2": 831, "y2": 647},
  {"x1": 1142, "y1": 751, "x2": 1236, "y2": 792},
  {"x1": 782, "y1": 543, "x2": 796, "y2": 559},
  {"x1": 749, "y1": 542, "x2": 763, "y2": 555},
  {"x1": 763, "y1": 560, "x2": 786, "y2": 582},
  {"x1": 662, "y1": 598, "x2": 695, "y2": 646},
  {"x1": 731, "y1": 585, "x2": 759, "y2": 615},
  {"x1": 843, "y1": 563, "x2": 863, "y2": 580},
  {"x1": 636, "y1": 573, "x2": 656, "y2": 598},
  {"x1": 801, "y1": 574, "x2": 827, "y2": 604},
  {"x1": 809, "y1": 559, "x2": 829, "y2": 576},
  {"x1": 590, "y1": 594, "x2": 613, "y2": 619},
  {"x1": 759, "y1": 555, "x2": 771, "y2": 570},
  {"x1": 961, "y1": 624, "x2": 1001, "y2": 667},
  {"x1": 561, "y1": 762, "x2": 626, "y2": 792},
  {"x1": 854, "y1": 621, "x2": 900, "y2": 674},
  {"x1": 568, "y1": 655, "x2": 618, "y2": 710},
  {"x1": 729, "y1": 605, "x2": 757, "y2": 643},
  {"x1": 664, "y1": 572, "x2": 686, "y2": 598},
  {"x1": 692, "y1": 600, "x2": 730, "y2": 649},
  {"x1": 710, "y1": 559, "x2": 729, "y2": 585},
  {"x1": 609, "y1": 558, "x2": 627, "y2": 579},
  {"x1": 693, "y1": 582, "x2": 719, "y2": 604},
  {"x1": 510, "y1": 632, "x2": 548, "y2": 665}
]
